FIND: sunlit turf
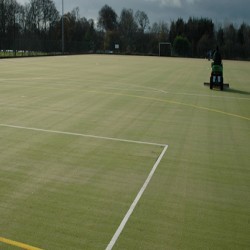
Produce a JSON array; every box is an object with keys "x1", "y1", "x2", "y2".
[{"x1": 0, "y1": 55, "x2": 249, "y2": 249}]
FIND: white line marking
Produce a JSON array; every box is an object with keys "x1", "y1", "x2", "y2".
[
  {"x1": 87, "y1": 80, "x2": 249, "y2": 101},
  {"x1": 0, "y1": 123, "x2": 166, "y2": 147},
  {"x1": 106, "y1": 145, "x2": 168, "y2": 250},
  {"x1": 1, "y1": 77, "x2": 248, "y2": 101},
  {"x1": 0, "y1": 122, "x2": 168, "y2": 249}
]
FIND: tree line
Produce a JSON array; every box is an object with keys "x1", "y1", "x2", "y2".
[{"x1": 0, "y1": 0, "x2": 250, "y2": 59}]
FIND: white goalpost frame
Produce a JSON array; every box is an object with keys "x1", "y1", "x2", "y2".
[{"x1": 159, "y1": 42, "x2": 172, "y2": 57}]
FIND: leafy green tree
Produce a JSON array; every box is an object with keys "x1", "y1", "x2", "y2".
[
  {"x1": 173, "y1": 35, "x2": 190, "y2": 56},
  {"x1": 217, "y1": 27, "x2": 224, "y2": 47},
  {"x1": 223, "y1": 24, "x2": 237, "y2": 58},
  {"x1": 197, "y1": 34, "x2": 214, "y2": 57}
]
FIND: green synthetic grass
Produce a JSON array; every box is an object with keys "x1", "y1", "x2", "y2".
[{"x1": 0, "y1": 55, "x2": 249, "y2": 249}]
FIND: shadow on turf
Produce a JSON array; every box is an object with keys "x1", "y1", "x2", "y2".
[{"x1": 226, "y1": 88, "x2": 250, "y2": 96}]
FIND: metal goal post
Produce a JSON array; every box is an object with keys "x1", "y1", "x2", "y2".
[{"x1": 159, "y1": 42, "x2": 172, "y2": 57}]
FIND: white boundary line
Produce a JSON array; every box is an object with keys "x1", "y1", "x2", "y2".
[
  {"x1": 0, "y1": 123, "x2": 166, "y2": 147},
  {"x1": 106, "y1": 145, "x2": 168, "y2": 250},
  {"x1": 0, "y1": 123, "x2": 168, "y2": 249}
]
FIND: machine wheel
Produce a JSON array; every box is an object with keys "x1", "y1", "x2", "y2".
[
  {"x1": 220, "y1": 76, "x2": 224, "y2": 91},
  {"x1": 210, "y1": 82, "x2": 213, "y2": 89},
  {"x1": 220, "y1": 83, "x2": 224, "y2": 91}
]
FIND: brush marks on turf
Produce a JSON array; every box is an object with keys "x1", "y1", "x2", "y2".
[
  {"x1": 0, "y1": 123, "x2": 168, "y2": 250},
  {"x1": 72, "y1": 78, "x2": 250, "y2": 101},
  {"x1": 0, "y1": 76, "x2": 61, "y2": 82},
  {"x1": 1, "y1": 76, "x2": 249, "y2": 101}
]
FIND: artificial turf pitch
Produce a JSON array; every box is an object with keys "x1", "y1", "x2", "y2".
[{"x1": 0, "y1": 55, "x2": 249, "y2": 249}]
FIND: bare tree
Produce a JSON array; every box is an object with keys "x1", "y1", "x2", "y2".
[
  {"x1": 135, "y1": 10, "x2": 149, "y2": 33},
  {"x1": 98, "y1": 4, "x2": 118, "y2": 32},
  {"x1": 26, "y1": 0, "x2": 58, "y2": 33},
  {"x1": 119, "y1": 8, "x2": 138, "y2": 52}
]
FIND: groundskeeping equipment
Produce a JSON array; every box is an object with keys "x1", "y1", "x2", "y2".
[{"x1": 204, "y1": 63, "x2": 229, "y2": 90}]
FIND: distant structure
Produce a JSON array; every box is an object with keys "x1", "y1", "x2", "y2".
[{"x1": 159, "y1": 42, "x2": 172, "y2": 57}]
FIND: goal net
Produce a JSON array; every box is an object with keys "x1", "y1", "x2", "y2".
[{"x1": 159, "y1": 42, "x2": 172, "y2": 57}]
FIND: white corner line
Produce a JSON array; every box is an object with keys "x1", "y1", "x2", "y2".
[
  {"x1": 0, "y1": 123, "x2": 167, "y2": 147},
  {"x1": 0, "y1": 123, "x2": 168, "y2": 249},
  {"x1": 105, "y1": 145, "x2": 168, "y2": 250}
]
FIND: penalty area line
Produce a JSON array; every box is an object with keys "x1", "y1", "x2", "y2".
[
  {"x1": 0, "y1": 123, "x2": 166, "y2": 147},
  {"x1": 105, "y1": 145, "x2": 168, "y2": 250},
  {"x1": 0, "y1": 123, "x2": 168, "y2": 249}
]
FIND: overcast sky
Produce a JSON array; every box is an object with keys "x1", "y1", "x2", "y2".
[{"x1": 17, "y1": 0, "x2": 250, "y2": 26}]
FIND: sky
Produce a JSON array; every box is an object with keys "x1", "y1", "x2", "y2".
[{"x1": 16, "y1": 0, "x2": 250, "y2": 26}]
